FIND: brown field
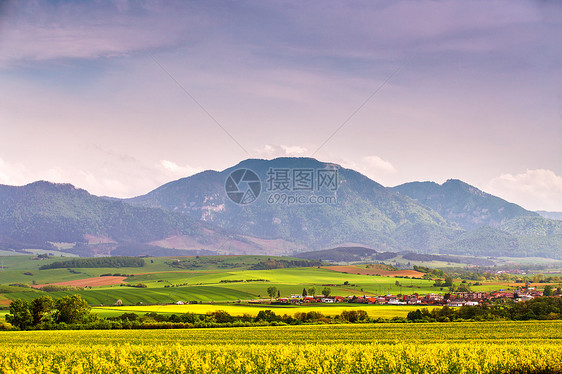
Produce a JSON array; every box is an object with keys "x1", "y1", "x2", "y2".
[
  {"x1": 323, "y1": 265, "x2": 424, "y2": 278},
  {"x1": 0, "y1": 294, "x2": 11, "y2": 306},
  {"x1": 32, "y1": 276, "x2": 126, "y2": 289}
]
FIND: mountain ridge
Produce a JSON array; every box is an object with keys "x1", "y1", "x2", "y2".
[
  {"x1": 392, "y1": 179, "x2": 537, "y2": 230},
  {"x1": 0, "y1": 157, "x2": 560, "y2": 259},
  {"x1": 127, "y1": 157, "x2": 458, "y2": 252}
]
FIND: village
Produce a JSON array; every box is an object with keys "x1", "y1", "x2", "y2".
[{"x1": 254, "y1": 288, "x2": 553, "y2": 307}]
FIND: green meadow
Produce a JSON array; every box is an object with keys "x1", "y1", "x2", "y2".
[{"x1": 0, "y1": 255, "x2": 522, "y2": 308}]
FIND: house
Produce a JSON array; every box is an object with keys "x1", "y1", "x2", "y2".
[
  {"x1": 516, "y1": 295, "x2": 534, "y2": 302},
  {"x1": 456, "y1": 292, "x2": 485, "y2": 300},
  {"x1": 424, "y1": 293, "x2": 443, "y2": 301},
  {"x1": 321, "y1": 298, "x2": 334, "y2": 303},
  {"x1": 447, "y1": 301, "x2": 465, "y2": 307}
]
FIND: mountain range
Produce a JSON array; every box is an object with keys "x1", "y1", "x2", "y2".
[{"x1": 1, "y1": 157, "x2": 561, "y2": 259}]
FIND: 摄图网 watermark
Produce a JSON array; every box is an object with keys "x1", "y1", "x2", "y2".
[{"x1": 225, "y1": 167, "x2": 338, "y2": 205}]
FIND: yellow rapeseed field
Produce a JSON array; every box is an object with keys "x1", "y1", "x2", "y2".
[
  {"x1": 0, "y1": 321, "x2": 561, "y2": 373},
  {"x1": 93, "y1": 303, "x2": 428, "y2": 319}
]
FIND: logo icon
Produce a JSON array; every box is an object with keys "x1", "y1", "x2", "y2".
[{"x1": 225, "y1": 169, "x2": 261, "y2": 205}]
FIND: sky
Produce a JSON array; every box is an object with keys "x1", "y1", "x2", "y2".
[{"x1": 0, "y1": 0, "x2": 561, "y2": 211}]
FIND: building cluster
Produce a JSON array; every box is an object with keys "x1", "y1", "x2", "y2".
[{"x1": 266, "y1": 289, "x2": 549, "y2": 307}]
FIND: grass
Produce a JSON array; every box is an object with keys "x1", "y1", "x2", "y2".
[{"x1": 4, "y1": 285, "x2": 256, "y2": 306}]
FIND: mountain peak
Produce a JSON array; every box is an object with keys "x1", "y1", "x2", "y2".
[{"x1": 393, "y1": 179, "x2": 536, "y2": 230}]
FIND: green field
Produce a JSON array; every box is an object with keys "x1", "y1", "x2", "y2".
[
  {"x1": 0, "y1": 255, "x2": 536, "y2": 308},
  {"x1": 0, "y1": 321, "x2": 560, "y2": 373}
]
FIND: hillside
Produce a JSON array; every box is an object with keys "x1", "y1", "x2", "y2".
[
  {"x1": 536, "y1": 211, "x2": 562, "y2": 221},
  {"x1": 295, "y1": 246, "x2": 396, "y2": 263},
  {"x1": 128, "y1": 158, "x2": 458, "y2": 252},
  {"x1": 0, "y1": 158, "x2": 561, "y2": 259},
  {"x1": 392, "y1": 180, "x2": 537, "y2": 230},
  {"x1": 0, "y1": 181, "x2": 259, "y2": 256}
]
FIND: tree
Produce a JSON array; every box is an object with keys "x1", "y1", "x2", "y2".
[
  {"x1": 302, "y1": 288, "x2": 307, "y2": 297},
  {"x1": 341, "y1": 310, "x2": 368, "y2": 322},
  {"x1": 407, "y1": 309, "x2": 423, "y2": 322},
  {"x1": 277, "y1": 290, "x2": 281, "y2": 298},
  {"x1": 308, "y1": 287, "x2": 316, "y2": 297},
  {"x1": 207, "y1": 310, "x2": 233, "y2": 323},
  {"x1": 54, "y1": 295, "x2": 94, "y2": 324},
  {"x1": 256, "y1": 310, "x2": 280, "y2": 322},
  {"x1": 321, "y1": 287, "x2": 331, "y2": 297},
  {"x1": 456, "y1": 284, "x2": 471, "y2": 293},
  {"x1": 543, "y1": 285, "x2": 553, "y2": 296},
  {"x1": 6, "y1": 299, "x2": 32, "y2": 330},
  {"x1": 267, "y1": 286, "x2": 278, "y2": 299},
  {"x1": 532, "y1": 274, "x2": 545, "y2": 283},
  {"x1": 30, "y1": 295, "x2": 54, "y2": 325},
  {"x1": 443, "y1": 276, "x2": 454, "y2": 287}
]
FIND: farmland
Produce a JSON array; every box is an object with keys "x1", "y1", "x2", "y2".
[
  {"x1": 0, "y1": 254, "x2": 533, "y2": 309},
  {"x1": 93, "y1": 304, "x2": 425, "y2": 319},
  {"x1": 0, "y1": 321, "x2": 560, "y2": 373},
  {"x1": 1, "y1": 255, "x2": 562, "y2": 373}
]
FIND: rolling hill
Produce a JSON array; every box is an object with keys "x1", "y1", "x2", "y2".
[{"x1": 0, "y1": 181, "x2": 263, "y2": 256}]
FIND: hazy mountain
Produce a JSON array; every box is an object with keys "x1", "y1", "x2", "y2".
[
  {"x1": 536, "y1": 210, "x2": 562, "y2": 220},
  {"x1": 295, "y1": 246, "x2": 397, "y2": 262},
  {"x1": 438, "y1": 226, "x2": 520, "y2": 257},
  {"x1": 0, "y1": 181, "x2": 261, "y2": 256},
  {"x1": 1, "y1": 158, "x2": 560, "y2": 259},
  {"x1": 128, "y1": 158, "x2": 459, "y2": 252},
  {"x1": 392, "y1": 179, "x2": 537, "y2": 230}
]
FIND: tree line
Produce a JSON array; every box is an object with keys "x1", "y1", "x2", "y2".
[
  {"x1": 4, "y1": 295, "x2": 560, "y2": 331},
  {"x1": 6, "y1": 294, "x2": 96, "y2": 329},
  {"x1": 39, "y1": 256, "x2": 145, "y2": 270},
  {"x1": 407, "y1": 297, "x2": 562, "y2": 322}
]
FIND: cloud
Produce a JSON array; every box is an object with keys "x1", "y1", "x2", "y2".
[
  {"x1": 0, "y1": 152, "x2": 204, "y2": 198},
  {"x1": 331, "y1": 154, "x2": 398, "y2": 186},
  {"x1": 362, "y1": 155, "x2": 397, "y2": 174},
  {"x1": 280, "y1": 145, "x2": 308, "y2": 156},
  {"x1": 159, "y1": 160, "x2": 202, "y2": 177},
  {"x1": 487, "y1": 169, "x2": 562, "y2": 211},
  {"x1": 0, "y1": 158, "x2": 29, "y2": 185},
  {"x1": 0, "y1": 1, "x2": 201, "y2": 65},
  {"x1": 255, "y1": 144, "x2": 309, "y2": 158}
]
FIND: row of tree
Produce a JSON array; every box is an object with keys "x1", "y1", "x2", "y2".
[
  {"x1": 266, "y1": 286, "x2": 332, "y2": 299},
  {"x1": 108, "y1": 309, "x2": 369, "y2": 325},
  {"x1": 6, "y1": 295, "x2": 561, "y2": 331},
  {"x1": 39, "y1": 256, "x2": 145, "y2": 270},
  {"x1": 408, "y1": 297, "x2": 562, "y2": 322},
  {"x1": 6, "y1": 295, "x2": 96, "y2": 330}
]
